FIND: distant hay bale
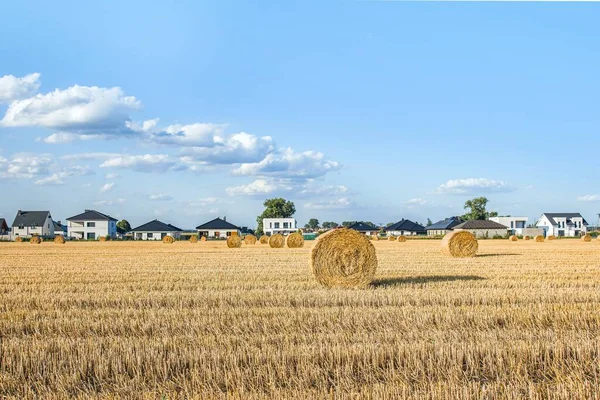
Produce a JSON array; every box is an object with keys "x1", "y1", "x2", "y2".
[
  {"x1": 269, "y1": 234, "x2": 285, "y2": 248},
  {"x1": 547, "y1": 235, "x2": 556, "y2": 241},
  {"x1": 388, "y1": 236, "x2": 396, "y2": 241},
  {"x1": 310, "y1": 228, "x2": 377, "y2": 288},
  {"x1": 98, "y1": 236, "x2": 107, "y2": 242},
  {"x1": 244, "y1": 234, "x2": 257, "y2": 245},
  {"x1": 397, "y1": 236, "x2": 407, "y2": 242},
  {"x1": 524, "y1": 236, "x2": 531, "y2": 241},
  {"x1": 441, "y1": 231, "x2": 478, "y2": 258},
  {"x1": 162, "y1": 235, "x2": 174, "y2": 244},
  {"x1": 15, "y1": 237, "x2": 23, "y2": 243},
  {"x1": 286, "y1": 232, "x2": 304, "y2": 248},
  {"x1": 30, "y1": 236, "x2": 41, "y2": 244},
  {"x1": 200, "y1": 236, "x2": 207, "y2": 242},
  {"x1": 259, "y1": 235, "x2": 269, "y2": 244},
  {"x1": 509, "y1": 235, "x2": 518, "y2": 241},
  {"x1": 581, "y1": 234, "x2": 592, "y2": 242},
  {"x1": 534, "y1": 235, "x2": 544, "y2": 242},
  {"x1": 227, "y1": 235, "x2": 242, "y2": 248},
  {"x1": 189, "y1": 236, "x2": 198, "y2": 243},
  {"x1": 371, "y1": 235, "x2": 379, "y2": 241},
  {"x1": 54, "y1": 235, "x2": 65, "y2": 244}
]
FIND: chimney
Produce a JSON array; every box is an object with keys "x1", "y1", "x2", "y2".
[
  {"x1": 18, "y1": 210, "x2": 22, "y2": 216},
  {"x1": 223, "y1": 216, "x2": 227, "y2": 221},
  {"x1": 57, "y1": 220, "x2": 61, "y2": 225}
]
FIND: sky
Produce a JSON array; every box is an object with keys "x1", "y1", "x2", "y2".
[{"x1": 1, "y1": 1, "x2": 599, "y2": 229}]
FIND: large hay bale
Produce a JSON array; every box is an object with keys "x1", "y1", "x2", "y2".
[
  {"x1": 162, "y1": 235, "x2": 174, "y2": 244},
  {"x1": 98, "y1": 236, "x2": 107, "y2": 242},
  {"x1": 397, "y1": 235, "x2": 407, "y2": 242},
  {"x1": 30, "y1": 236, "x2": 41, "y2": 244},
  {"x1": 54, "y1": 235, "x2": 65, "y2": 244},
  {"x1": 244, "y1": 234, "x2": 257, "y2": 245},
  {"x1": 546, "y1": 235, "x2": 556, "y2": 241},
  {"x1": 534, "y1": 235, "x2": 544, "y2": 242},
  {"x1": 310, "y1": 228, "x2": 377, "y2": 288},
  {"x1": 259, "y1": 235, "x2": 269, "y2": 244},
  {"x1": 227, "y1": 235, "x2": 242, "y2": 248},
  {"x1": 15, "y1": 237, "x2": 23, "y2": 243},
  {"x1": 441, "y1": 231, "x2": 478, "y2": 258},
  {"x1": 581, "y1": 234, "x2": 592, "y2": 242},
  {"x1": 189, "y1": 235, "x2": 198, "y2": 243},
  {"x1": 286, "y1": 232, "x2": 304, "y2": 248},
  {"x1": 388, "y1": 236, "x2": 396, "y2": 241},
  {"x1": 269, "y1": 234, "x2": 285, "y2": 248},
  {"x1": 509, "y1": 235, "x2": 518, "y2": 241},
  {"x1": 524, "y1": 236, "x2": 530, "y2": 241}
]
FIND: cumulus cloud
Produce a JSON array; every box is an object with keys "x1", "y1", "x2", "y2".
[
  {"x1": 181, "y1": 132, "x2": 275, "y2": 164},
  {"x1": 233, "y1": 148, "x2": 340, "y2": 178},
  {"x1": 226, "y1": 179, "x2": 292, "y2": 196},
  {"x1": 577, "y1": 194, "x2": 600, "y2": 202},
  {"x1": 0, "y1": 153, "x2": 53, "y2": 179},
  {"x1": 100, "y1": 182, "x2": 115, "y2": 193},
  {"x1": 304, "y1": 197, "x2": 353, "y2": 210},
  {"x1": 147, "y1": 194, "x2": 174, "y2": 201},
  {"x1": 436, "y1": 178, "x2": 513, "y2": 195},
  {"x1": 42, "y1": 132, "x2": 107, "y2": 144},
  {"x1": 0, "y1": 73, "x2": 41, "y2": 103},
  {"x1": 297, "y1": 182, "x2": 349, "y2": 197},
  {"x1": 99, "y1": 154, "x2": 183, "y2": 173},
  {"x1": 404, "y1": 198, "x2": 432, "y2": 208},
  {"x1": 94, "y1": 198, "x2": 126, "y2": 206},
  {"x1": 105, "y1": 173, "x2": 119, "y2": 179},
  {"x1": 148, "y1": 123, "x2": 227, "y2": 146}
]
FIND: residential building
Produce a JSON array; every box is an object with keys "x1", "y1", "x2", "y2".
[
  {"x1": 11, "y1": 210, "x2": 55, "y2": 238},
  {"x1": 452, "y1": 220, "x2": 508, "y2": 238},
  {"x1": 131, "y1": 219, "x2": 183, "y2": 240},
  {"x1": 53, "y1": 220, "x2": 67, "y2": 236},
  {"x1": 0, "y1": 218, "x2": 8, "y2": 234},
  {"x1": 536, "y1": 213, "x2": 588, "y2": 237},
  {"x1": 425, "y1": 216, "x2": 463, "y2": 236},
  {"x1": 348, "y1": 222, "x2": 379, "y2": 236},
  {"x1": 489, "y1": 216, "x2": 528, "y2": 235},
  {"x1": 263, "y1": 218, "x2": 297, "y2": 236},
  {"x1": 384, "y1": 219, "x2": 426, "y2": 236},
  {"x1": 67, "y1": 209, "x2": 118, "y2": 240},
  {"x1": 196, "y1": 217, "x2": 240, "y2": 238}
]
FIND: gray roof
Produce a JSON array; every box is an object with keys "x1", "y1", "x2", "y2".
[
  {"x1": 0, "y1": 218, "x2": 7, "y2": 230},
  {"x1": 426, "y1": 216, "x2": 463, "y2": 231},
  {"x1": 348, "y1": 222, "x2": 379, "y2": 232},
  {"x1": 541, "y1": 213, "x2": 588, "y2": 226},
  {"x1": 67, "y1": 209, "x2": 117, "y2": 222},
  {"x1": 384, "y1": 219, "x2": 426, "y2": 233},
  {"x1": 453, "y1": 220, "x2": 509, "y2": 230},
  {"x1": 196, "y1": 217, "x2": 240, "y2": 230},
  {"x1": 131, "y1": 219, "x2": 183, "y2": 232},
  {"x1": 11, "y1": 210, "x2": 51, "y2": 227},
  {"x1": 53, "y1": 220, "x2": 67, "y2": 231}
]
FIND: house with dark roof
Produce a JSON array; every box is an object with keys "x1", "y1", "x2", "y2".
[
  {"x1": 66, "y1": 209, "x2": 118, "y2": 240},
  {"x1": 348, "y1": 222, "x2": 379, "y2": 236},
  {"x1": 0, "y1": 218, "x2": 8, "y2": 235},
  {"x1": 452, "y1": 220, "x2": 508, "y2": 238},
  {"x1": 425, "y1": 216, "x2": 463, "y2": 236},
  {"x1": 53, "y1": 220, "x2": 67, "y2": 236},
  {"x1": 536, "y1": 213, "x2": 588, "y2": 237},
  {"x1": 131, "y1": 219, "x2": 183, "y2": 241},
  {"x1": 196, "y1": 217, "x2": 240, "y2": 238},
  {"x1": 384, "y1": 219, "x2": 426, "y2": 236},
  {"x1": 11, "y1": 210, "x2": 55, "y2": 238}
]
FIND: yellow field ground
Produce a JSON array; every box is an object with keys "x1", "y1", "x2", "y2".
[{"x1": 1, "y1": 240, "x2": 599, "y2": 399}]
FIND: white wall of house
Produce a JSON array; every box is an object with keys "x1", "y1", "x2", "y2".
[
  {"x1": 11, "y1": 214, "x2": 54, "y2": 238},
  {"x1": 427, "y1": 229, "x2": 452, "y2": 236},
  {"x1": 198, "y1": 229, "x2": 239, "y2": 238},
  {"x1": 536, "y1": 215, "x2": 587, "y2": 237},
  {"x1": 387, "y1": 230, "x2": 419, "y2": 236},
  {"x1": 489, "y1": 216, "x2": 528, "y2": 235},
  {"x1": 263, "y1": 218, "x2": 297, "y2": 235},
  {"x1": 68, "y1": 220, "x2": 117, "y2": 240},
  {"x1": 134, "y1": 231, "x2": 181, "y2": 240},
  {"x1": 453, "y1": 228, "x2": 507, "y2": 238}
]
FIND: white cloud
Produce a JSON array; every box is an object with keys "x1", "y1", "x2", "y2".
[
  {"x1": 42, "y1": 132, "x2": 106, "y2": 144},
  {"x1": 297, "y1": 182, "x2": 349, "y2": 197},
  {"x1": 577, "y1": 194, "x2": 600, "y2": 202},
  {"x1": 99, "y1": 154, "x2": 182, "y2": 172},
  {"x1": 436, "y1": 178, "x2": 513, "y2": 195},
  {"x1": 82, "y1": 183, "x2": 92, "y2": 188},
  {"x1": 182, "y1": 132, "x2": 275, "y2": 164},
  {"x1": 34, "y1": 173, "x2": 65, "y2": 185},
  {"x1": 149, "y1": 123, "x2": 227, "y2": 146},
  {"x1": 94, "y1": 198, "x2": 126, "y2": 206},
  {"x1": 0, "y1": 153, "x2": 53, "y2": 179},
  {"x1": 148, "y1": 194, "x2": 174, "y2": 201},
  {"x1": 62, "y1": 152, "x2": 120, "y2": 161},
  {"x1": 0, "y1": 73, "x2": 41, "y2": 103},
  {"x1": 404, "y1": 198, "x2": 432, "y2": 208},
  {"x1": 226, "y1": 178, "x2": 292, "y2": 196},
  {"x1": 233, "y1": 148, "x2": 340, "y2": 178},
  {"x1": 100, "y1": 182, "x2": 115, "y2": 193},
  {"x1": 105, "y1": 173, "x2": 119, "y2": 179},
  {"x1": 305, "y1": 197, "x2": 353, "y2": 210}
]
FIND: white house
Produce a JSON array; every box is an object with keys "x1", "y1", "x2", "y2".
[
  {"x1": 67, "y1": 209, "x2": 118, "y2": 240},
  {"x1": 489, "y1": 216, "x2": 529, "y2": 236},
  {"x1": 11, "y1": 210, "x2": 55, "y2": 238},
  {"x1": 131, "y1": 219, "x2": 183, "y2": 240},
  {"x1": 196, "y1": 217, "x2": 240, "y2": 238},
  {"x1": 263, "y1": 218, "x2": 297, "y2": 236},
  {"x1": 536, "y1": 213, "x2": 588, "y2": 237}
]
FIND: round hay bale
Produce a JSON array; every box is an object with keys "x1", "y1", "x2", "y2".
[
  {"x1": 534, "y1": 235, "x2": 544, "y2": 242},
  {"x1": 441, "y1": 231, "x2": 478, "y2": 258},
  {"x1": 259, "y1": 235, "x2": 269, "y2": 244},
  {"x1": 200, "y1": 236, "x2": 207, "y2": 242},
  {"x1": 98, "y1": 236, "x2": 107, "y2": 242},
  {"x1": 244, "y1": 234, "x2": 257, "y2": 245},
  {"x1": 388, "y1": 236, "x2": 397, "y2": 241},
  {"x1": 286, "y1": 232, "x2": 304, "y2": 248},
  {"x1": 310, "y1": 228, "x2": 377, "y2": 288},
  {"x1": 524, "y1": 236, "x2": 531, "y2": 241},
  {"x1": 581, "y1": 234, "x2": 592, "y2": 242},
  {"x1": 269, "y1": 234, "x2": 285, "y2": 248},
  {"x1": 509, "y1": 235, "x2": 518, "y2": 241},
  {"x1": 189, "y1": 235, "x2": 198, "y2": 243},
  {"x1": 371, "y1": 235, "x2": 379, "y2": 241},
  {"x1": 54, "y1": 235, "x2": 65, "y2": 244},
  {"x1": 162, "y1": 235, "x2": 174, "y2": 244},
  {"x1": 546, "y1": 235, "x2": 556, "y2": 241},
  {"x1": 397, "y1": 235, "x2": 407, "y2": 242},
  {"x1": 15, "y1": 237, "x2": 23, "y2": 243},
  {"x1": 30, "y1": 236, "x2": 41, "y2": 244},
  {"x1": 227, "y1": 235, "x2": 242, "y2": 248}
]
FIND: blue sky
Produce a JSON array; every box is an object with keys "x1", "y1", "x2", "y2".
[{"x1": 1, "y1": 1, "x2": 599, "y2": 229}]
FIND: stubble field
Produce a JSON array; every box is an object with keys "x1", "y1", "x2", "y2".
[{"x1": 1, "y1": 239, "x2": 599, "y2": 399}]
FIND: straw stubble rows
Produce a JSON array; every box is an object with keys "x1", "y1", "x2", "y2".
[{"x1": 1, "y1": 240, "x2": 599, "y2": 399}]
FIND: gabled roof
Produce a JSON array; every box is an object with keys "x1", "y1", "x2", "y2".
[
  {"x1": 0, "y1": 218, "x2": 7, "y2": 230},
  {"x1": 131, "y1": 219, "x2": 183, "y2": 232},
  {"x1": 348, "y1": 222, "x2": 379, "y2": 232},
  {"x1": 426, "y1": 216, "x2": 463, "y2": 231},
  {"x1": 67, "y1": 209, "x2": 117, "y2": 222},
  {"x1": 196, "y1": 217, "x2": 240, "y2": 230},
  {"x1": 384, "y1": 219, "x2": 426, "y2": 233},
  {"x1": 11, "y1": 210, "x2": 51, "y2": 227},
  {"x1": 541, "y1": 213, "x2": 588, "y2": 226},
  {"x1": 53, "y1": 220, "x2": 66, "y2": 231},
  {"x1": 453, "y1": 220, "x2": 508, "y2": 230}
]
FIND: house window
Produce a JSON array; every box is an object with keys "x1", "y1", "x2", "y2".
[
  {"x1": 147, "y1": 233, "x2": 153, "y2": 239},
  {"x1": 283, "y1": 222, "x2": 289, "y2": 229},
  {"x1": 510, "y1": 221, "x2": 514, "y2": 228},
  {"x1": 87, "y1": 233, "x2": 95, "y2": 240},
  {"x1": 87, "y1": 222, "x2": 96, "y2": 228}
]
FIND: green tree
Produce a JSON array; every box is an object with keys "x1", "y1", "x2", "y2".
[
  {"x1": 341, "y1": 221, "x2": 356, "y2": 227},
  {"x1": 322, "y1": 221, "x2": 339, "y2": 229},
  {"x1": 461, "y1": 197, "x2": 498, "y2": 221},
  {"x1": 426, "y1": 218, "x2": 433, "y2": 226},
  {"x1": 256, "y1": 198, "x2": 296, "y2": 235},
  {"x1": 306, "y1": 218, "x2": 320, "y2": 230},
  {"x1": 116, "y1": 219, "x2": 131, "y2": 233}
]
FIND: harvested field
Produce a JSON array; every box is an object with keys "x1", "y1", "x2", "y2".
[{"x1": 1, "y1": 240, "x2": 600, "y2": 399}]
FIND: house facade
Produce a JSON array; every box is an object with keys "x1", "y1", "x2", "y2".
[
  {"x1": 67, "y1": 209, "x2": 118, "y2": 240},
  {"x1": 488, "y1": 216, "x2": 529, "y2": 236},
  {"x1": 536, "y1": 213, "x2": 588, "y2": 237},
  {"x1": 452, "y1": 220, "x2": 508, "y2": 238},
  {"x1": 11, "y1": 210, "x2": 55, "y2": 238},
  {"x1": 131, "y1": 219, "x2": 183, "y2": 240},
  {"x1": 348, "y1": 222, "x2": 380, "y2": 236},
  {"x1": 426, "y1": 216, "x2": 463, "y2": 236},
  {"x1": 196, "y1": 217, "x2": 240, "y2": 238},
  {"x1": 384, "y1": 219, "x2": 426, "y2": 236},
  {"x1": 262, "y1": 218, "x2": 297, "y2": 236}
]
